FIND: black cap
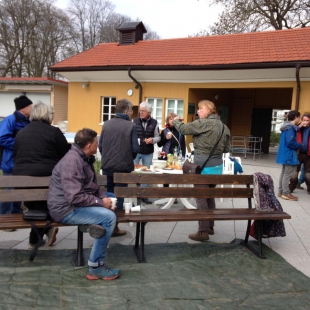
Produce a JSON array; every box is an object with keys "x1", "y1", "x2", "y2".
[{"x1": 14, "y1": 95, "x2": 32, "y2": 110}]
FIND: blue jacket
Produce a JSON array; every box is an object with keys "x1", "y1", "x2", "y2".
[
  {"x1": 0, "y1": 111, "x2": 30, "y2": 173},
  {"x1": 276, "y1": 122, "x2": 302, "y2": 165}
]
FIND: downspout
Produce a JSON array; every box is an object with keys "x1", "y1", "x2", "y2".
[
  {"x1": 128, "y1": 67, "x2": 142, "y2": 104},
  {"x1": 295, "y1": 64, "x2": 301, "y2": 111}
]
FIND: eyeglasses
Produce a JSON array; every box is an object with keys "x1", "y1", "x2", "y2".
[{"x1": 139, "y1": 110, "x2": 148, "y2": 113}]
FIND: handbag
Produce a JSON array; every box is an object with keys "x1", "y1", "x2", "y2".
[
  {"x1": 23, "y1": 210, "x2": 50, "y2": 221},
  {"x1": 182, "y1": 125, "x2": 225, "y2": 174}
]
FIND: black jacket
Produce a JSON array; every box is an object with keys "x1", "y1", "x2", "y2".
[{"x1": 13, "y1": 121, "x2": 70, "y2": 176}]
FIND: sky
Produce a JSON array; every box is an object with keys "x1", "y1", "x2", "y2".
[{"x1": 55, "y1": 0, "x2": 223, "y2": 39}]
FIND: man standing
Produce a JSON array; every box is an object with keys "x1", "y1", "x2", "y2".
[
  {"x1": 289, "y1": 113, "x2": 310, "y2": 195},
  {"x1": 99, "y1": 99, "x2": 139, "y2": 237},
  {"x1": 0, "y1": 95, "x2": 32, "y2": 215},
  {"x1": 276, "y1": 110, "x2": 305, "y2": 201},
  {"x1": 133, "y1": 101, "x2": 161, "y2": 204},
  {"x1": 47, "y1": 128, "x2": 120, "y2": 280}
]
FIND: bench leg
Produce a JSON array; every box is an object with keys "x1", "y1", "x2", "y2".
[
  {"x1": 74, "y1": 229, "x2": 85, "y2": 267},
  {"x1": 134, "y1": 222, "x2": 147, "y2": 263},
  {"x1": 243, "y1": 220, "x2": 266, "y2": 259}
]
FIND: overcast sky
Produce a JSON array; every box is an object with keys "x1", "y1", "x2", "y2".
[{"x1": 55, "y1": 0, "x2": 223, "y2": 39}]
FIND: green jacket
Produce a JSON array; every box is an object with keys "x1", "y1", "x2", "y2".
[{"x1": 173, "y1": 114, "x2": 230, "y2": 156}]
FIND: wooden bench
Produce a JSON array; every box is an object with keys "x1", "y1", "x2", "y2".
[
  {"x1": 0, "y1": 175, "x2": 107, "y2": 266},
  {"x1": 114, "y1": 173, "x2": 291, "y2": 263}
]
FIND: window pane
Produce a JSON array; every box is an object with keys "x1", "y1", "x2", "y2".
[
  {"x1": 103, "y1": 106, "x2": 109, "y2": 113},
  {"x1": 177, "y1": 100, "x2": 184, "y2": 109}
]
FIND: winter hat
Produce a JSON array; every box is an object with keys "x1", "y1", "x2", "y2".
[{"x1": 14, "y1": 95, "x2": 33, "y2": 110}]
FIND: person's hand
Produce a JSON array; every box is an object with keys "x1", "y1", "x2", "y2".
[
  {"x1": 173, "y1": 116, "x2": 184, "y2": 121},
  {"x1": 145, "y1": 137, "x2": 153, "y2": 144},
  {"x1": 102, "y1": 197, "x2": 113, "y2": 209}
]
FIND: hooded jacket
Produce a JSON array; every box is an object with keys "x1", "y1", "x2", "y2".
[{"x1": 276, "y1": 121, "x2": 302, "y2": 165}]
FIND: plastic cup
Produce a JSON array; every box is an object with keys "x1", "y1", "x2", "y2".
[
  {"x1": 124, "y1": 202, "x2": 132, "y2": 214},
  {"x1": 150, "y1": 165, "x2": 154, "y2": 171},
  {"x1": 138, "y1": 138, "x2": 140, "y2": 145},
  {"x1": 110, "y1": 198, "x2": 117, "y2": 209},
  {"x1": 131, "y1": 205, "x2": 141, "y2": 212}
]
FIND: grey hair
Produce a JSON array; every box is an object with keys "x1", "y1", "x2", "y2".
[
  {"x1": 116, "y1": 99, "x2": 133, "y2": 113},
  {"x1": 139, "y1": 101, "x2": 152, "y2": 113},
  {"x1": 29, "y1": 101, "x2": 54, "y2": 123}
]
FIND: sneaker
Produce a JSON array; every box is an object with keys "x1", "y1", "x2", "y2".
[
  {"x1": 86, "y1": 264, "x2": 120, "y2": 281},
  {"x1": 47, "y1": 227, "x2": 59, "y2": 246},
  {"x1": 79, "y1": 224, "x2": 106, "y2": 238},
  {"x1": 141, "y1": 198, "x2": 152, "y2": 204},
  {"x1": 28, "y1": 239, "x2": 46, "y2": 250},
  {"x1": 188, "y1": 231, "x2": 209, "y2": 241},
  {"x1": 281, "y1": 194, "x2": 298, "y2": 201},
  {"x1": 112, "y1": 226, "x2": 127, "y2": 237}
]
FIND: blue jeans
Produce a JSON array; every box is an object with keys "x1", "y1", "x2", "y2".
[
  {"x1": 60, "y1": 206, "x2": 117, "y2": 267},
  {"x1": 298, "y1": 164, "x2": 305, "y2": 185},
  {"x1": 134, "y1": 153, "x2": 153, "y2": 188},
  {"x1": 0, "y1": 171, "x2": 22, "y2": 214}
]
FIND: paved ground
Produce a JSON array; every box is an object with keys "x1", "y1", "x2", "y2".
[{"x1": 1, "y1": 152, "x2": 309, "y2": 278}]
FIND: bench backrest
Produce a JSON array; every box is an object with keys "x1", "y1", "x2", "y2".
[
  {"x1": 0, "y1": 175, "x2": 107, "y2": 202},
  {"x1": 114, "y1": 173, "x2": 253, "y2": 199}
]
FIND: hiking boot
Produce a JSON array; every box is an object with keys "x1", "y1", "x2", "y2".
[
  {"x1": 28, "y1": 239, "x2": 46, "y2": 250},
  {"x1": 87, "y1": 264, "x2": 120, "y2": 280},
  {"x1": 79, "y1": 224, "x2": 106, "y2": 238},
  {"x1": 281, "y1": 194, "x2": 298, "y2": 201},
  {"x1": 112, "y1": 226, "x2": 127, "y2": 237},
  {"x1": 47, "y1": 227, "x2": 59, "y2": 246},
  {"x1": 188, "y1": 231, "x2": 209, "y2": 241},
  {"x1": 207, "y1": 228, "x2": 214, "y2": 235}
]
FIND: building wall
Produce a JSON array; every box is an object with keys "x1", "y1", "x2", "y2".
[
  {"x1": 52, "y1": 85, "x2": 68, "y2": 125},
  {"x1": 66, "y1": 80, "x2": 310, "y2": 136}
]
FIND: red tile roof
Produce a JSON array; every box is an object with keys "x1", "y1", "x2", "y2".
[
  {"x1": 0, "y1": 77, "x2": 67, "y2": 85},
  {"x1": 50, "y1": 27, "x2": 310, "y2": 70}
]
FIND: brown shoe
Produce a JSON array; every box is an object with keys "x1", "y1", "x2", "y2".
[
  {"x1": 174, "y1": 199, "x2": 178, "y2": 204},
  {"x1": 277, "y1": 193, "x2": 282, "y2": 198},
  {"x1": 281, "y1": 194, "x2": 298, "y2": 201},
  {"x1": 112, "y1": 226, "x2": 127, "y2": 237},
  {"x1": 207, "y1": 228, "x2": 214, "y2": 235},
  {"x1": 297, "y1": 185, "x2": 304, "y2": 190},
  {"x1": 188, "y1": 231, "x2": 209, "y2": 241},
  {"x1": 47, "y1": 227, "x2": 59, "y2": 246}
]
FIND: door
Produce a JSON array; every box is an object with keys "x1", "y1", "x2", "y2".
[{"x1": 251, "y1": 108, "x2": 272, "y2": 154}]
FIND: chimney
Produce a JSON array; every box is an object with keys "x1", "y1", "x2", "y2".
[{"x1": 117, "y1": 21, "x2": 147, "y2": 45}]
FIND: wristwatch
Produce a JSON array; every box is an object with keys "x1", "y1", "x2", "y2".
[{"x1": 95, "y1": 199, "x2": 98, "y2": 204}]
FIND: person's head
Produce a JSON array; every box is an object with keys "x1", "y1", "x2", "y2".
[
  {"x1": 139, "y1": 101, "x2": 152, "y2": 120},
  {"x1": 115, "y1": 99, "x2": 133, "y2": 118},
  {"x1": 166, "y1": 112, "x2": 177, "y2": 127},
  {"x1": 197, "y1": 100, "x2": 217, "y2": 119},
  {"x1": 301, "y1": 113, "x2": 310, "y2": 127},
  {"x1": 287, "y1": 110, "x2": 300, "y2": 124},
  {"x1": 29, "y1": 101, "x2": 54, "y2": 124},
  {"x1": 74, "y1": 128, "x2": 98, "y2": 156},
  {"x1": 14, "y1": 95, "x2": 33, "y2": 117}
]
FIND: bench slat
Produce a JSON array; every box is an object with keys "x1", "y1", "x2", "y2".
[
  {"x1": 114, "y1": 173, "x2": 253, "y2": 185},
  {"x1": 116, "y1": 209, "x2": 291, "y2": 222},
  {"x1": 115, "y1": 187, "x2": 253, "y2": 198},
  {"x1": 0, "y1": 189, "x2": 49, "y2": 202}
]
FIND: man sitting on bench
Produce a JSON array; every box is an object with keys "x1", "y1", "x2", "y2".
[{"x1": 47, "y1": 128, "x2": 120, "y2": 281}]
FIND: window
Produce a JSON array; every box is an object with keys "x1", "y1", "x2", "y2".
[
  {"x1": 101, "y1": 97, "x2": 116, "y2": 123},
  {"x1": 146, "y1": 98, "x2": 162, "y2": 126},
  {"x1": 166, "y1": 99, "x2": 184, "y2": 118}
]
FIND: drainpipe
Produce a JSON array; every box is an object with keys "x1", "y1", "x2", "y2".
[
  {"x1": 128, "y1": 67, "x2": 142, "y2": 104},
  {"x1": 295, "y1": 64, "x2": 301, "y2": 111}
]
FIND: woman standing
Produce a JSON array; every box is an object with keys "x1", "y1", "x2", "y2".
[
  {"x1": 13, "y1": 101, "x2": 70, "y2": 249},
  {"x1": 173, "y1": 100, "x2": 230, "y2": 241},
  {"x1": 157, "y1": 112, "x2": 186, "y2": 158}
]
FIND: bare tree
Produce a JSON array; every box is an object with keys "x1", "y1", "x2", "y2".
[{"x1": 195, "y1": 0, "x2": 310, "y2": 36}]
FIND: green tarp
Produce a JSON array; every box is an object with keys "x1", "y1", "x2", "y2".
[{"x1": 0, "y1": 241, "x2": 310, "y2": 309}]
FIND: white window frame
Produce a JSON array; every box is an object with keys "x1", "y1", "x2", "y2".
[
  {"x1": 166, "y1": 99, "x2": 184, "y2": 119},
  {"x1": 101, "y1": 96, "x2": 116, "y2": 124},
  {"x1": 146, "y1": 98, "x2": 163, "y2": 126}
]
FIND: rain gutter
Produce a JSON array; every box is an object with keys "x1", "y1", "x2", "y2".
[
  {"x1": 128, "y1": 67, "x2": 142, "y2": 104},
  {"x1": 295, "y1": 64, "x2": 301, "y2": 111}
]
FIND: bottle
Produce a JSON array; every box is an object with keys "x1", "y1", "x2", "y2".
[{"x1": 173, "y1": 146, "x2": 178, "y2": 166}]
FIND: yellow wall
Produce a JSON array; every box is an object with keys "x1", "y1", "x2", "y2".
[{"x1": 67, "y1": 80, "x2": 310, "y2": 135}]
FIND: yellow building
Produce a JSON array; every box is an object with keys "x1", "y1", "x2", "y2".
[{"x1": 50, "y1": 22, "x2": 310, "y2": 153}]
